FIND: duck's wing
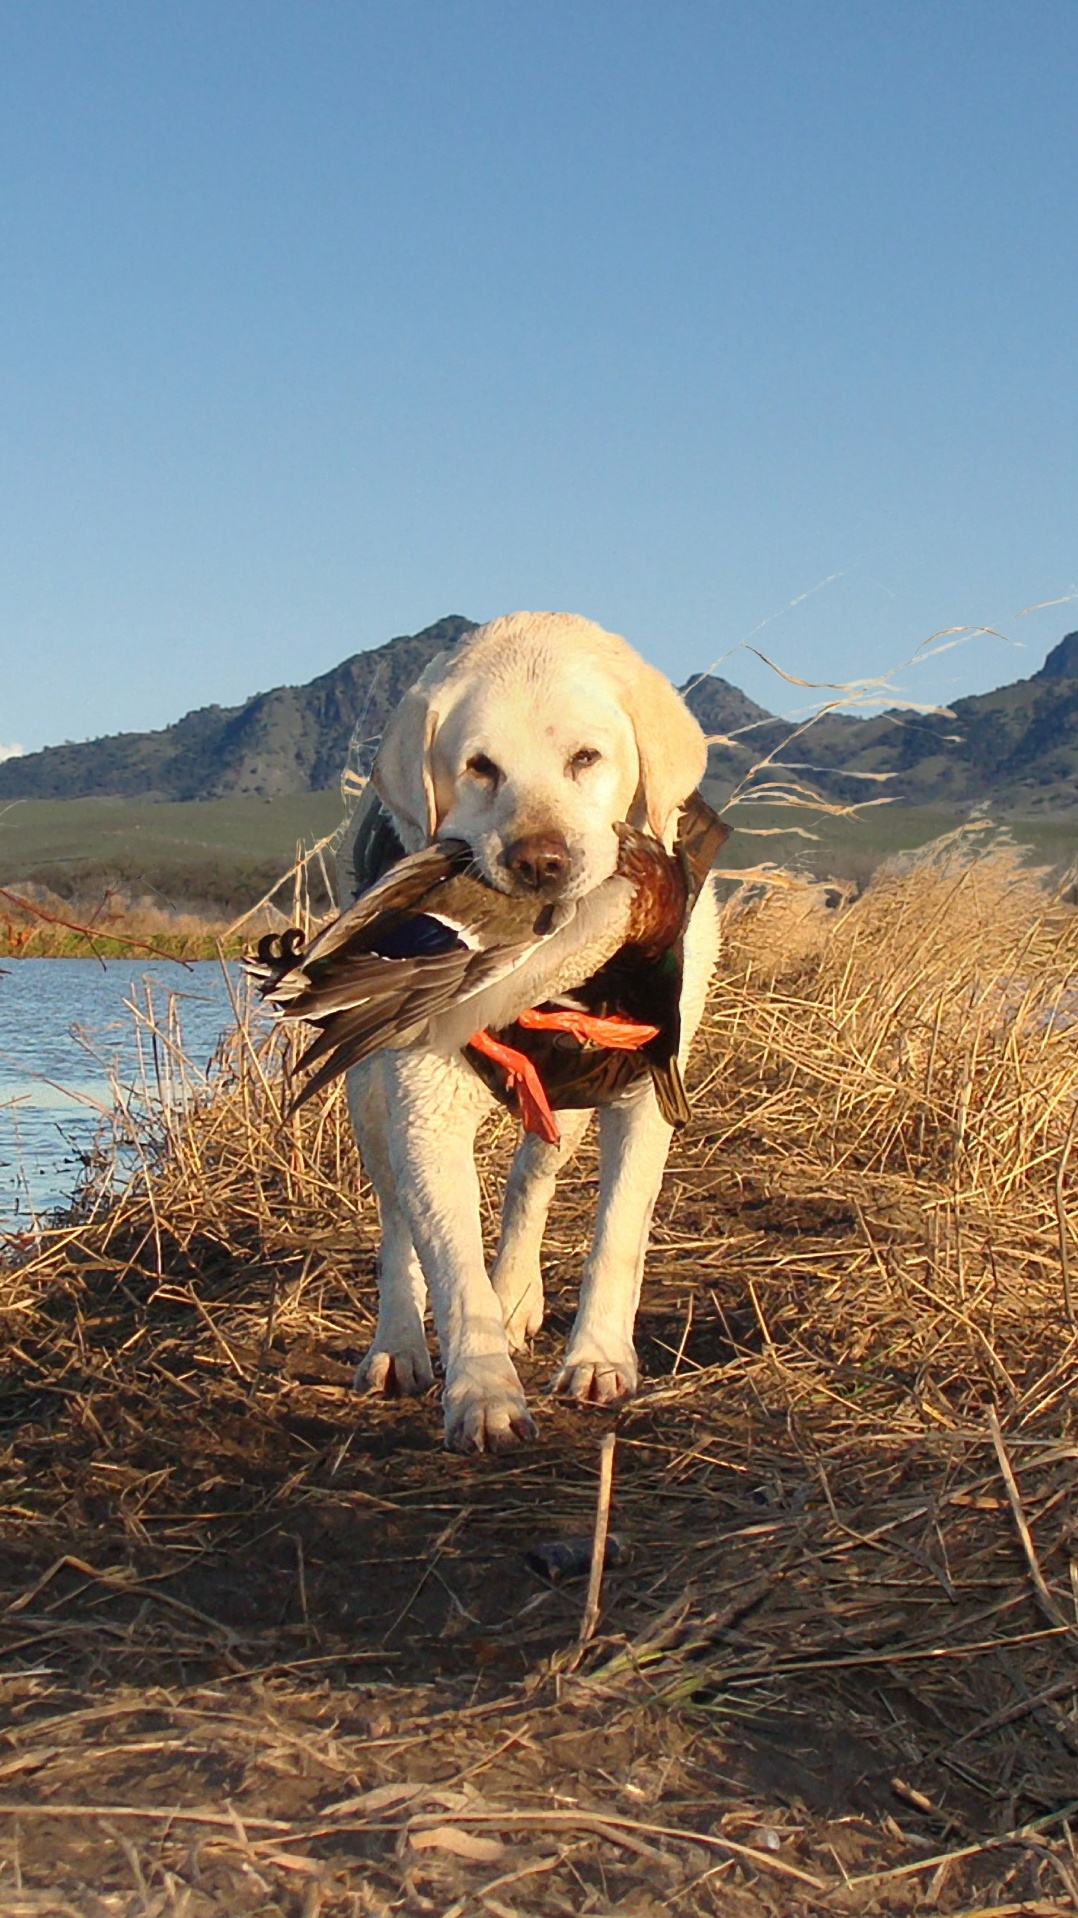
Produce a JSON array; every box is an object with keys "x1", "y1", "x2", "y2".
[
  {"x1": 249, "y1": 862, "x2": 567, "y2": 1109},
  {"x1": 281, "y1": 937, "x2": 539, "y2": 1108},
  {"x1": 261, "y1": 838, "x2": 475, "y2": 991},
  {"x1": 246, "y1": 838, "x2": 481, "y2": 1007},
  {"x1": 272, "y1": 925, "x2": 535, "y2": 1027},
  {"x1": 254, "y1": 867, "x2": 559, "y2": 1029}
]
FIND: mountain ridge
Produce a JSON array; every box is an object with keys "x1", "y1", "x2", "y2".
[
  {"x1": 3, "y1": 620, "x2": 1078, "y2": 815},
  {"x1": 0, "y1": 616, "x2": 478, "y2": 803}
]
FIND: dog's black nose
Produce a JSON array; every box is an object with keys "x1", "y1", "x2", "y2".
[{"x1": 503, "y1": 832, "x2": 571, "y2": 894}]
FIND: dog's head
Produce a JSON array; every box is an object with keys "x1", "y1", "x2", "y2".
[{"x1": 371, "y1": 612, "x2": 708, "y2": 901}]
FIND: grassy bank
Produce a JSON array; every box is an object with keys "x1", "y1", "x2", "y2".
[
  {"x1": 707, "y1": 788, "x2": 1078, "y2": 888},
  {"x1": 0, "y1": 898, "x2": 236, "y2": 959},
  {"x1": 0, "y1": 788, "x2": 345, "y2": 954},
  {"x1": 0, "y1": 788, "x2": 344, "y2": 916},
  {"x1": 2, "y1": 832, "x2": 1077, "y2": 1913}
]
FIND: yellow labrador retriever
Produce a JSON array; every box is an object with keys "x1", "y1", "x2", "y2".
[{"x1": 342, "y1": 611, "x2": 716, "y2": 1452}]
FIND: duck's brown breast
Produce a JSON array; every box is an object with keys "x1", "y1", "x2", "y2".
[{"x1": 616, "y1": 832, "x2": 688, "y2": 957}]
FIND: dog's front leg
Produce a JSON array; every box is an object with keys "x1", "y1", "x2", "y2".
[
  {"x1": 492, "y1": 1108, "x2": 593, "y2": 1350},
  {"x1": 348, "y1": 1056, "x2": 433, "y2": 1397},
  {"x1": 382, "y1": 1050, "x2": 536, "y2": 1453},
  {"x1": 552, "y1": 1087, "x2": 673, "y2": 1403}
]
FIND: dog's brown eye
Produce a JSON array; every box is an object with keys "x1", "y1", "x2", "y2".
[
  {"x1": 570, "y1": 746, "x2": 601, "y2": 771},
  {"x1": 466, "y1": 752, "x2": 501, "y2": 784}
]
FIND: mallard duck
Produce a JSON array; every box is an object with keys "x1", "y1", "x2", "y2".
[
  {"x1": 248, "y1": 838, "x2": 573, "y2": 1106},
  {"x1": 465, "y1": 805, "x2": 728, "y2": 1133},
  {"x1": 247, "y1": 823, "x2": 692, "y2": 1129}
]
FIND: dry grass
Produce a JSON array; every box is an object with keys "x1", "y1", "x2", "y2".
[
  {"x1": 0, "y1": 888, "x2": 235, "y2": 961},
  {"x1": 0, "y1": 847, "x2": 332, "y2": 956},
  {"x1": 2, "y1": 829, "x2": 1078, "y2": 1916}
]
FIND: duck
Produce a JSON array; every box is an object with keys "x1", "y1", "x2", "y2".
[
  {"x1": 466, "y1": 801, "x2": 728, "y2": 1134},
  {"x1": 246, "y1": 819, "x2": 703, "y2": 1137}
]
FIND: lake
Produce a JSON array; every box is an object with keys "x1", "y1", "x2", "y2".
[{"x1": 0, "y1": 958, "x2": 247, "y2": 1234}]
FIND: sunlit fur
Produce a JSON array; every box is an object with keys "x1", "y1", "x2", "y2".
[{"x1": 433, "y1": 660, "x2": 640, "y2": 898}]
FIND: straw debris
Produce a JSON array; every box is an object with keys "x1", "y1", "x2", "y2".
[{"x1": 2, "y1": 828, "x2": 1077, "y2": 1914}]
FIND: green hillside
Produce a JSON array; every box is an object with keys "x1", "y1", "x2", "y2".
[
  {"x1": 701, "y1": 793, "x2": 1078, "y2": 889},
  {"x1": 3, "y1": 787, "x2": 1074, "y2": 922},
  {"x1": 0, "y1": 791, "x2": 345, "y2": 916}
]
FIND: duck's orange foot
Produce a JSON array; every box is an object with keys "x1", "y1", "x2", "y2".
[
  {"x1": 468, "y1": 1028, "x2": 560, "y2": 1143},
  {"x1": 516, "y1": 1007, "x2": 659, "y2": 1049}
]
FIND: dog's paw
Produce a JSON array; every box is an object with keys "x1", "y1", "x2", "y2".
[
  {"x1": 443, "y1": 1357, "x2": 537, "y2": 1454},
  {"x1": 551, "y1": 1339, "x2": 638, "y2": 1404},
  {"x1": 493, "y1": 1267, "x2": 545, "y2": 1352},
  {"x1": 354, "y1": 1338, "x2": 434, "y2": 1398}
]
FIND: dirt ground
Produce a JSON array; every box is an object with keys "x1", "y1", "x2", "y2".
[
  {"x1": 3, "y1": 846, "x2": 1078, "y2": 1915},
  {"x1": 3, "y1": 1161, "x2": 1078, "y2": 1916}
]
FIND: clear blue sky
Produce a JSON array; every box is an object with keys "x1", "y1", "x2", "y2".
[{"x1": 1, "y1": 1, "x2": 1075, "y2": 756}]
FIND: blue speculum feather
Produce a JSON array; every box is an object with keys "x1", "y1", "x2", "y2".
[{"x1": 369, "y1": 915, "x2": 467, "y2": 959}]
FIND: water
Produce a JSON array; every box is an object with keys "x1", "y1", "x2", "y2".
[{"x1": 0, "y1": 959, "x2": 245, "y2": 1234}]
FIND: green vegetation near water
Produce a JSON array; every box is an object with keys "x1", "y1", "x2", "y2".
[
  {"x1": 704, "y1": 790, "x2": 1078, "y2": 887},
  {"x1": 0, "y1": 791, "x2": 346, "y2": 916},
  {"x1": 2, "y1": 790, "x2": 1075, "y2": 955}
]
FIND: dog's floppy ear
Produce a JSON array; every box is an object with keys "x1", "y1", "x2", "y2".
[
  {"x1": 620, "y1": 659, "x2": 708, "y2": 841},
  {"x1": 371, "y1": 677, "x2": 443, "y2": 846}
]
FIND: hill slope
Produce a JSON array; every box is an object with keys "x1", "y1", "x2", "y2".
[
  {"x1": 0, "y1": 619, "x2": 762, "y2": 802},
  {"x1": 4, "y1": 618, "x2": 1078, "y2": 815},
  {"x1": 735, "y1": 630, "x2": 1078, "y2": 815},
  {"x1": 0, "y1": 616, "x2": 477, "y2": 802}
]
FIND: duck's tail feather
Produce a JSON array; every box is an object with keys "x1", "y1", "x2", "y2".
[
  {"x1": 649, "y1": 1056, "x2": 692, "y2": 1128},
  {"x1": 286, "y1": 1009, "x2": 427, "y2": 1111}
]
